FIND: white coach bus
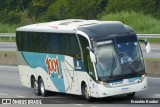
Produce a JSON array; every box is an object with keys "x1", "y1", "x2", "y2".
[{"x1": 16, "y1": 19, "x2": 150, "y2": 101}]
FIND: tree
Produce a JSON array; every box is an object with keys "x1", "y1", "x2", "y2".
[
  {"x1": 105, "y1": 0, "x2": 158, "y2": 18},
  {"x1": 43, "y1": 0, "x2": 108, "y2": 21},
  {"x1": 28, "y1": 0, "x2": 55, "y2": 20},
  {"x1": 0, "y1": 0, "x2": 32, "y2": 24}
]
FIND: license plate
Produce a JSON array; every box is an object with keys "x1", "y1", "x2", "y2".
[{"x1": 121, "y1": 87, "x2": 130, "y2": 92}]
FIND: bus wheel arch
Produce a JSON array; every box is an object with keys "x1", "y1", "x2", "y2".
[
  {"x1": 31, "y1": 75, "x2": 36, "y2": 88},
  {"x1": 81, "y1": 81, "x2": 86, "y2": 94},
  {"x1": 81, "y1": 81, "x2": 93, "y2": 102},
  {"x1": 127, "y1": 92, "x2": 135, "y2": 97}
]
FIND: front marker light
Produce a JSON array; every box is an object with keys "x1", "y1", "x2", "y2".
[
  {"x1": 98, "y1": 81, "x2": 111, "y2": 88},
  {"x1": 99, "y1": 81, "x2": 104, "y2": 85},
  {"x1": 138, "y1": 74, "x2": 146, "y2": 83}
]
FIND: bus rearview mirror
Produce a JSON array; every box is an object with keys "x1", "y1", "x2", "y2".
[
  {"x1": 90, "y1": 51, "x2": 97, "y2": 63},
  {"x1": 86, "y1": 47, "x2": 97, "y2": 63},
  {"x1": 145, "y1": 41, "x2": 151, "y2": 53},
  {"x1": 86, "y1": 47, "x2": 94, "y2": 52},
  {"x1": 144, "y1": 38, "x2": 151, "y2": 53},
  {"x1": 139, "y1": 38, "x2": 151, "y2": 54}
]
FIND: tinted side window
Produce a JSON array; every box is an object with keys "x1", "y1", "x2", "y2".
[
  {"x1": 59, "y1": 34, "x2": 81, "y2": 58},
  {"x1": 59, "y1": 34, "x2": 69, "y2": 55},
  {"x1": 30, "y1": 32, "x2": 36, "y2": 52},
  {"x1": 49, "y1": 33, "x2": 60, "y2": 54},
  {"x1": 23, "y1": 32, "x2": 28, "y2": 51},
  {"x1": 16, "y1": 32, "x2": 23, "y2": 51},
  {"x1": 70, "y1": 34, "x2": 81, "y2": 58},
  {"x1": 78, "y1": 35, "x2": 89, "y2": 70},
  {"x1": 16, "y1": 32, "x2": 81, "y2": 58}
]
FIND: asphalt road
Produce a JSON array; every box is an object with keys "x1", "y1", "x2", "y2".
[
  {"x1": 0, "y1": 42, "x2": 16, "y2": 52},
  {"x1": 0, "y1": 42, "x2": 159, "y2": 58},
  {"x1": 0, "y1": 66, "x2": 160, "y2": 107},
  {"x1": 141, "y1": 44, "x2": 160, "y2": 58}
]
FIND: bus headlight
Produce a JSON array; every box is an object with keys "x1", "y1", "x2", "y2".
[
  {"x1": 138, "y1": 74, "x2": 146, "y2": 83},
  {"x1": 98, "y1": 81, "x2": 111, "y2": 88}
]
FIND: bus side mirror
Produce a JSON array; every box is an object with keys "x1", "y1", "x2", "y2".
[
  {"x1": 145, "y1": 41, "x2": 151, "y2": 53},
  {"x1": 86, "y1": 47, "x2": 97, "y2": 63},
  {"x1": 139, "y1": 38, "x2": 151, "y2": 53},
  {"x1": 90, "y1": 51, "x2": 97, "y2": 63}
]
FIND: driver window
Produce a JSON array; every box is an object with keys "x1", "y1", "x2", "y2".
[{"x1": 78, "y1": 35, "x2": 95, "y2": 80}]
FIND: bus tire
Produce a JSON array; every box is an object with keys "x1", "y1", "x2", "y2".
[
  {"x1": 39, "y1": 78, "x2": 48, "y2": 97},
  {"x1": 33, "y1": 80, "x2": 41, "y2": 96},
  {"x1": 127, "y1": 92, "x2": 135, "y2": 97},
  {"x1": 82, "y1": 83, "x2": 93, "y2": 102}
]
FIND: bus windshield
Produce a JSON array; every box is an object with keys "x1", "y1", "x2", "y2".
[{"x1": 94, "y1": 35, "x2": 145, "y2": 80}]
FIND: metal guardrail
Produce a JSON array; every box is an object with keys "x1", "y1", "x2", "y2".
[
  {"x1": 0, "y1": 33, "x2": 160, "y2": 38},
  {"x1": 0, "y1": 33, "x2": 16, "y2": 37},
  {"x1": 0, "y1": 33, "x2": 16, "y2": 40},
  {"x1": 137, "y1": 34, "x2": 160, "y2": 38}
]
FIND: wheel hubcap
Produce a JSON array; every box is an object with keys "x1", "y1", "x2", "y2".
[
  {"x1": 85, "y1": 87, "x2": 89, "y2": 99},
  {"x1": 41, "y1": 81, "x2": 45, "y2": 94},
  {"x1": 34, "y1": 81, "x2": 38, "y2": 93}
]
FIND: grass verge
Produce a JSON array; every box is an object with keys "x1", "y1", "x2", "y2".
[
  {"x1": 100, "y1": 11, "x2": 160, "y2": 34},
  {"x1": 0, "y1": 37, "x2": 16, "y2": 42},
  {"x1": 0, "y1": 51, "x2": 16, "y2": 54},
  {"x1": 141, "y1": 38, "x2": 160, "y2": 44}
]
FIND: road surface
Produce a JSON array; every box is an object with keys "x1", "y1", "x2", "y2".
[
  {"x1": 0, "y1": 42, "x2": 16, "y2": 52},
  {"x1": 0, "y1": 66, "x2": 160, "y2": 107}
]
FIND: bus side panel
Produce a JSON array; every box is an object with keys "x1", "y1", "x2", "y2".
[
  {"x1": 35, "y1": 67, "x2": 59, "y2": 92},
  {"x1": 61, "y1": 56, "x2": 80, "y2": 95},
  {"x1": 18, "y1": 65, "x2": 36, "y2": 88},
  {"x1": 18, "y1": 51, "x2": 99, "y2": 96},
  {"x1": 20, "y1": 52, "x2": 83, "y2": 94},
  {"x1": 75, "y1": 72, "x2": 99, "y2": 98},
  {"x1": 86, "y1": 74, "x2": 99, "y2": 98},
  {"x1": 17, "y1": 52, "x2": 36, "y2": 88}
]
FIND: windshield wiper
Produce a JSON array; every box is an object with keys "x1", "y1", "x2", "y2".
[{"x1": 110, "y1": 52, "x2": 116, "y2": 76}]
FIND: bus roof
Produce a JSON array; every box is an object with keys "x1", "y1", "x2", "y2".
[{"x1": 17, "y1": 19, "x2": 135, "y2": 39}]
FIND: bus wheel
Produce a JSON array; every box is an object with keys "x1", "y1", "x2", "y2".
[
  {"x1": 127, "y1": 92, "x2": 135, "y2": 97},
  {"x1": 82, "y1": 84, "x2": 93, "y2": 102},
  {"x1": 39, "y1": 78, "x2": 48, "y2": 97},
  {"x1": 33, "y1": 80, "x2": 40, "y2": 96}
]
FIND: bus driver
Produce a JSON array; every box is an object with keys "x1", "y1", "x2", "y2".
[{"x1": 121, "y1": 52, "x2": 133, "y2": 64}]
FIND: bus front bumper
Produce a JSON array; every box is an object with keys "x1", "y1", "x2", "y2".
[{"x1": 97, "y1": 77, "x2": 147, "y2": 98}]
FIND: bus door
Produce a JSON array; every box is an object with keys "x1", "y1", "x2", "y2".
[{"x1": 78, "y1": 35, "x2": 98, "y2": 97}]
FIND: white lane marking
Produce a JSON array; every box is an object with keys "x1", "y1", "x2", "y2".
[
  {"x1": 0, "y1": 66, "x2": 18, "y2": 69},
  {"x1": 144, "y1": 94, "x2": 160, "y2": 98},
  {"x1": 147, "y1": 77, "x2": 160, "y2": 80},
  {"x1": 13, "y1": 95, "x2": 26, "y2": 98},
  {"x1": 52, "y1": 100, "x2": 65, "y2": 103},
  {"x1": 153, "y1": 94, "x2": 160, "y2": 98},
  {"x1": 74, "y1": 104, "x2": 83, "y2": 106},
  {"x1": 0, "y1": 91, "x2": 26, "y2": 98},
  {"x1": 0, "y1": 93, "x2": 8, "y2": 96}
]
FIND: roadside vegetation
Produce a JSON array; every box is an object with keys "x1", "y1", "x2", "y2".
[
  {"x1": 100, "y1": 11, "x2": 160, "y2": 34},
  {"x1": 0, "y1": 37, "x2": 16, "y2": 42},
  {"x1": 0, "y1": 0, "x2": 160, "y2": 43},
  {"x1": 1, "y1": 11, "x2": 160, "y2": 34},
  {"x1": 141, "y1": 38, "x2": 160, "y2": 44},
  {"x1": 0, "y1": 23, "x2": 17, "y2": 33}
]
